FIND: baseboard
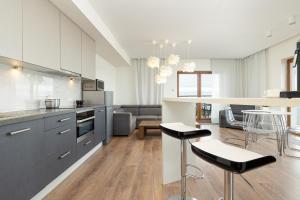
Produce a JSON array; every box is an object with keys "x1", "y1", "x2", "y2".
[{"x1": 31, "y1": 142, "x2": 103, "y2": 200}]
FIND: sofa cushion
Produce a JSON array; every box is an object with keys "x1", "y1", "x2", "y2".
[
  {"x1": 230, "y1": 104, "x2": 255, "y2": 115},
  {"x1": 139, "y1": 107, "x2": 161, "y2": 116},
  {"x1": 121, "y1": 105, "x2": 139, "y2": 115}
]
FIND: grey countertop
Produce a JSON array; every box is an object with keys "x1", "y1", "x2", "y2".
[{"x1": 0, "y1": 104, "x2": 105, "y2": 127}]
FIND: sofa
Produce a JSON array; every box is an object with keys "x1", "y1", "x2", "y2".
[
  {"x1": 113, "y1": 105, "x2": 162, "y2": 136},
  {"x1": 219, "y1": 104, "x2": 255, "y2": 129}
]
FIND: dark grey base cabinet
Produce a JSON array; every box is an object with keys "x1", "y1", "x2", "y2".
[
  {"x1": 0, "y1": 109, "x2": 106, "y2": 200},
  {"x1": 94, "y1": 106, "x2": 106, "y2": 144},
  {"x1": 0, "y1": 119, "x2": 45, "y2": 200},
  {"x1": 77, "y1": 133, "x2": 95, "y2": 159}
]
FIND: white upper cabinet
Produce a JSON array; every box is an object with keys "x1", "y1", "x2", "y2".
[
  {"x1": 60, "y1": 14, "x2": 82, "y2": 74},
  {"x1": 82, "y1": 32, "x2": 96, "y2": 80},
  {"x1": 0, "y1": 0, "x2": 22, "y2": 60},
  {"x1": 23, "y1": 0, "x2": 60, "y2": 70}
]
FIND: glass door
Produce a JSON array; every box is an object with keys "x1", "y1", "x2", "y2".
[{"x1": 177, "y1": 71, "x2": 212, "y2": 123}]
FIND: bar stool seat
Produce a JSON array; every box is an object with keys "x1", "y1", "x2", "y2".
[
  {"x1": 160, "y1": 122, "x2": 211, "y2": 200},
  {"x1": 191, "y1": 139, "x2": 276, "y2": 200},
  {"x1": 160, "y1": 122, "x2": 211, "y2": 139}
]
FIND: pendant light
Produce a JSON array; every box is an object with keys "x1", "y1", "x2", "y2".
[
  {"x1": 182, "y1": 40, "x2": 196, "y2": 72},
  {"x1": 147, "y1": 40, "x2": 160, "y2": 68},
  {"x1": 167, "y1": 43, "x2": 180, "y2": 65}
]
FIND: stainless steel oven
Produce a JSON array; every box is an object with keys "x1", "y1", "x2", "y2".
[{"x1": 76, "y1": 109, "x2": 95, "y2": 143}]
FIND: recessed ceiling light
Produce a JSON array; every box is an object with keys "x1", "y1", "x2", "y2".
[
  {"x1": 172, "y1": 43, "x2": 176, "y2": 47},
  {"x1": 152, "y1": 40, "x2": 157, "y2": 45},
  {"x1": 288, "y1": 16, "x2": 296, "y2": 25},
  {"x1": 187, "y1": 40, "x2": 192, "y2": 44},
  {"x1": 159, "y1": 44, "x2": 164, "y2": 48},
  {"x1": 164, "y1": 39, "x2": 169, "y2": 44},
  {"x1": 265, "y1": 31, "x2": 272, "y2": 38}
]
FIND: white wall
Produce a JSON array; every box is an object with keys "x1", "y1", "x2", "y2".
[
  {"x1": 114, "y1": 66, "x2": 137, "y2": 105},
  {"x1": 267, "y1": 34, "x2": 300, "y2": 90},
  {"x1": 163, "y1": 59, "x2": 211, "y2": 97},
  {"x1": 96, "y1": 54, "x2": 116, "y2": 93}
]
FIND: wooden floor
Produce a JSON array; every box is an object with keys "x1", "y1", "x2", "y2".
[{"x1": 45, "y1": 125, "x2": 300, "y2": 200}]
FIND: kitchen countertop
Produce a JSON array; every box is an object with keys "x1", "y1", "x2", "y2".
[{"x1": 0, "y1": 104, "x2": 105, "y2": 127}]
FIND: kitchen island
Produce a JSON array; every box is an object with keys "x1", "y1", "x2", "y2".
[{"x1": 161, "y1": 97, "x2": 300, "y2": 184}]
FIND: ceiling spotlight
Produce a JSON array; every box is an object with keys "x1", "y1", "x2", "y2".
[
  {"x1": 187, "y1": 40, "x2": 192, "y2": 44},
  {"x1": 159, "y1": 44, "x2": 164, "y2": 49},
  {"x1": 265, "y1": 31, "x2": 272, "y2": 38},
  {"x1": 164, "y1": 39, "x2": 169, "y2": 44},
  {"x1": 152, "y1": 40, "x2": 157, "y2": 45},
  {"x1": 172, "y1": 43, "x2": 176, "y2": 47},
  {"x1": 288, "y1": 16, "x2": 296, "y2": 25}
]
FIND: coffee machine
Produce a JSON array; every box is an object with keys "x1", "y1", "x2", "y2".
[{"x1": 280, "y1": 41, "x2": 300, "y2": 98}]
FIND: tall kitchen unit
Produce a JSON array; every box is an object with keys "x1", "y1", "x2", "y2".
[{"x1": 83, "y1": 90, "x2": 114, "y2": 144}]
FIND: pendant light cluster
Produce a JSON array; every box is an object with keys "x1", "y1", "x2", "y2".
[
  {"x1": 147, "y1": 39, "x2": 196, "y2": 84},
  {"x1": 147, "y1": 40, "x2": 180, "y2": 84}
]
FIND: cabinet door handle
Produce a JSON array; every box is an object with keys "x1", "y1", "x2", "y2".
[
  {"x1": 98, "y1": 110, "x2": 105, "y2": 112},
  {"x1": 58, "y1": 129, "x2": 71, "y2": 135},
  {"x1": 8, "y1": 128, "x2": 31, "y2": 136},
  {"x1": 58, "y1": 151, "x2": 71, "y2": 159},
  {"x1": 84, "y1": 140, "x2": 92, "y2": 146},
  {"x1": 58, "y1": 117, "x2": 70, "y2": 122}
]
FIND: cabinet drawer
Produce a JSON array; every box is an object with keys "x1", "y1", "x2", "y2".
[
  {"x1": 45, "y1": 112, "x2": 75, "y2": 130},
  {"x1": 77, "y1": 134, "x2": 95, "y2": 159},
  {"x1": 46, "y1": 147, "x2": 76, "y2": 183},
  {"x1": 43, "y1": 124, "x2": 76, "y2": 156}
]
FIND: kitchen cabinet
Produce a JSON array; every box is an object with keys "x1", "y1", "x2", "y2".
[
  {"x1": 82, "y1": 32, "x2": 96, "y2": 80},
  {"x1": 94, "y1": 106, "x2": 106, "y2": 144},
  {"x1": 0, "y1": 0, "x2": 22, "y2": 60},
  {"x1": 23, "y1": 0, "x2": 60, "y2": 70},
  {"x1": 61, "y1": 14, "x2": 82, "y2": 74},
  {"x1": 77, "y1": 133, "x2": 95, "y2": 159},
  {"x1": 0, "y1": 119, "x2": 45, "y2": 200}
]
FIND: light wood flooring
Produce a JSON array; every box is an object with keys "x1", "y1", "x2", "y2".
[{"x1": 45, "y1": 125, "x2": 300, "y2": 200}]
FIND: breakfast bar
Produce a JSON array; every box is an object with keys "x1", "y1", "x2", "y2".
[{"x1": 161, "y1": 97, "x2": 300, "y2": 184}]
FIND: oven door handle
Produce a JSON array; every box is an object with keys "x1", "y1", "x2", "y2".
[{"x1": 77, "y1": 116, "x2": 95, "y2": 123}]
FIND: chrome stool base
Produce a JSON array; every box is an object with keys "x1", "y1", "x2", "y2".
[{"x1": 168, "y1": 196, "x2": 198, "y2": 200}]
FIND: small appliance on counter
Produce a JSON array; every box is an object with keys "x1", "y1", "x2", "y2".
[
  {"x1": 75, "y1": 100, "x2": 84, "y2": 107},
  {"x1": 280, "y1": 41, "x2": 300, "y2": 98},
  {"x1": 45, "y1": 98, "x2": 60, "y2": 109},
  {"x1": 83, "y1": 89, "x2": 114, "y2": 145}
]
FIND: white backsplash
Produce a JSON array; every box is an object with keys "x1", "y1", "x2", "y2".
[{"x1": 0, "y1": 64, "x2": 81, "y2": 112}]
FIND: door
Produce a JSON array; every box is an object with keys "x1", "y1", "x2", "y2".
[
  {"x1": 177, "y1": 71, "x2": 212, "y2": 123},
  {"x1": 0, "y1": 0, "x2": 22, "y2": 60},
  {"x1": 23, "y1": 0, "x2": 60, "y2": 70},
  {"x1": 94, "y1": 107, "x2": 106, "y2": 144},
  {"x1": 82, "y1": 32, "x2": 96, "y2": 80},
  {"x1": 61, "y1": 14, "x2": 82, "y2": 74}
]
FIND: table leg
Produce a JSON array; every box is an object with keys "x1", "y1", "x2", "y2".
[{"x1": 138, "y1": 126, "x2": 145, "y2": 139}]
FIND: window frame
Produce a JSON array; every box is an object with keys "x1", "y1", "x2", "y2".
[{"x1": 177, "y1": 71, "x2": 212, "y2": 97}]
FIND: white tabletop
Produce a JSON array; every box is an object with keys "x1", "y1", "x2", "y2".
[{"x1": 242, "y1": 110, "x2": 291, "y2": 115}]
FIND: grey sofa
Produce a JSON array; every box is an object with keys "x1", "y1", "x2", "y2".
[
  {"x1": 113, "y1": 105, "x2": 162, "y2": 136},
  {"x1": 219, "y1": 104, "x2": 255, "y2": 129}
]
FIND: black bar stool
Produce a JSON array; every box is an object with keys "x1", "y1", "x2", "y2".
[
  {"x1": 160, "y1": 122, "x2": 211, "y2": 200},
  {"x1": 191, "y1": 139, "x2": 276, "y2": 200}
]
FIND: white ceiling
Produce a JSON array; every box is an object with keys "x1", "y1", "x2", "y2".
[{"x1": 88, "y1": 0, "x2": 300, "y2": 59}]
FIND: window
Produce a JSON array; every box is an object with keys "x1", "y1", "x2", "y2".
[
  {"x1": 177, "y1": 71, "x2": 212, "y2": 97},
  {"x1": 178, "y1": 73, "x2": 198, "y2": 97}
]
